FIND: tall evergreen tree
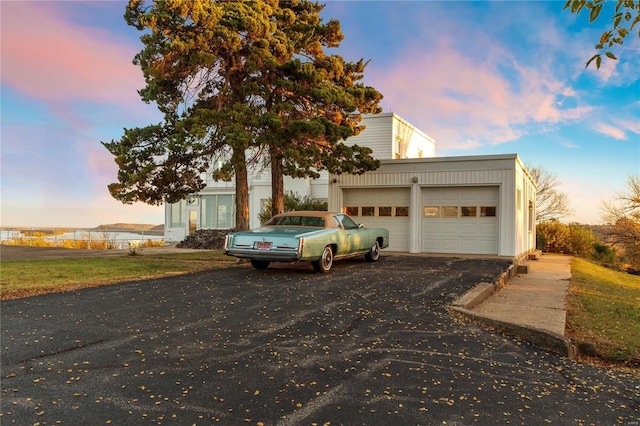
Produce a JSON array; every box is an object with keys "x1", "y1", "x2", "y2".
[{"x1": 103, "y1": 1, "x2": 382, "y2": 229}]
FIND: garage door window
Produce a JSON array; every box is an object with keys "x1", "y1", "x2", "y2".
[
  {"x1": 344, "y1": 206, "x2": 359, "y2": 216},
  {"x1": 395, "y1": 207, "x2": 409, "y2": 217},
  {"x1": 461, "y1": 206, "x2": 477, "y2": 217},
  {"x1": 480, "y1": 206, "x2": 497, "y2": 217},
  {"x1": 361, "y1": 207, "x2": 375, "y2": 216},
  {"x1": 378, "y1": 207, "x2": 392, "y2": 216},
  {"x1": 442, "y1": 206, "x2": 459, "y2": 218},
  {"x1": 423, "y1": 207, "x2": 439, "y2": 218}
]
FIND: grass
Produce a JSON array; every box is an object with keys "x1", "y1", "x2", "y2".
[
  {"x1": 0, "y1": 251, "x2": 239, "y2": 300},
  {"x1": 567, "y1": 257, "x2": 640, "y2": 368}
]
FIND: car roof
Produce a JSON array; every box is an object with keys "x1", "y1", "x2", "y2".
[{"x1": 274, "y1": 211, "x2": 337, "y2": 218}]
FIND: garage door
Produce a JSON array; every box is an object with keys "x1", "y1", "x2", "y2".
[
  {"x1": 421, "y1": 187, "x2": 499, "y2": 254},
  {"x1": 343, "y1": 188, "x2": 410, "y2": 252}
]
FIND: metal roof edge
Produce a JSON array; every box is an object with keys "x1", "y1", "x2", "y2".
[{"x1": 378, "y1": 153, "x2": 519, "y2": 165}]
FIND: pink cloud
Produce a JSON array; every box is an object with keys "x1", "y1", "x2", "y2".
[
  {"x1": 2, "y1": 2, "x2": 144, "y2": 107},
  {"x1": 592, "y1": 122, "x2": 628, "y2": 140},
  {"x1": 368, "y1": 37, "x2": 591, "y2": 150},
  {"x1": 615, "y1": 117, "x2": 640, "y2": 135}
]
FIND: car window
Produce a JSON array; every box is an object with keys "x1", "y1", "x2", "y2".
[
  {"x1": 265, "y1": 216, "x2": 324, "y2": 227},
  {"x1": 301, "y1": 216, "x2": 325, "y2": 227},
  {"x1": 337, "y1": 214, "x2": 360, "y2": 230}
]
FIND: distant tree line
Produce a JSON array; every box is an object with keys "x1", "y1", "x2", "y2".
[{"x1": 536, "y1": 175, "x2": 640, "y2": 273}]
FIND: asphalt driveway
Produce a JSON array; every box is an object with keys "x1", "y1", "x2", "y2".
[{"x1": 1, "y1": 255, "x2": 638, "y2": 425}]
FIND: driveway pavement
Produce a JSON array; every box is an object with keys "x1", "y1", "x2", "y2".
[{"x1": 1, "y1": 254, "x2": 639, "y2": 425}]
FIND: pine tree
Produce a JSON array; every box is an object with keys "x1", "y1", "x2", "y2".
[{"x1": 103, "y1": 1, "x2": 382, "y2": 229}]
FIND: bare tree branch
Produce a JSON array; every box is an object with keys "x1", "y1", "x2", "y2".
[{"x1": 526, "y1": 164, "x2": 573, "y2": 222}]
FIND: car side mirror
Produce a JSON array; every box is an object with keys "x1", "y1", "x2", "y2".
[{"x1": 358, "y1": 223, "x2": 364, "y2": 229}]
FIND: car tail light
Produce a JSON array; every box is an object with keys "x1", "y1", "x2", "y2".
[{"x1": 297, "y1": 238, "x2": 304, "y2": 257}]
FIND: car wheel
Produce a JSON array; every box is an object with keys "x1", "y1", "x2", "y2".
[
  {"x1": 312, "y1": 245, "x2": 333, "y2": 273},
  {"x1": 251, "y1": 260, "x2": 270, "y2": 270},
  {"x1": 365, "y1": 240, "x2": 380, "y2": 262}
]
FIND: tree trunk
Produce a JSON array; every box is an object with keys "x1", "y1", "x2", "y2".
[
  {"x1": 233, "y1": 147, "x2": 250, "y2": 230},
  {"x1": 271, "y1": 154, "x2": 285, "y2": 217}
]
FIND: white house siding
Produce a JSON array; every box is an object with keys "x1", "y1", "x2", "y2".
[
  {"x1": 342, "y1": 113, "x2": 436, "y2": 160},
  {"x1": 392, "y1": 114, "x2": 436, "y2": 159},
  {"x1": 329, "y1": 154, "x2": 536, "y2": 258}
]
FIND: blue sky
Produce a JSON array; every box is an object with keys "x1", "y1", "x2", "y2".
[{"x1": 1, "y1": 1, "x2": 638, "y2": 228}]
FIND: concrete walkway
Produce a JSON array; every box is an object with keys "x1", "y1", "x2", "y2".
[{"x1": 452, "y1": 253, "x2": 573, "y2": 356}]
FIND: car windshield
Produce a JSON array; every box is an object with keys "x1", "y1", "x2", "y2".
[{"x1": 265, "y1": 215, "x2": 325, "y2": 227}]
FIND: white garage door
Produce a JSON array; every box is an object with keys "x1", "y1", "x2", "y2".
[
  {"x1": 343, "y1": 188, "x2": 411, "y2": 252},
  {"x1": 421, "y1": 187, "x2": 499, "y2": 254}
]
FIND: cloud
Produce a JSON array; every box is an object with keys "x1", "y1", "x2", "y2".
[
  {"x1": 367, "y1": 36, "x2": 591, "y2": 150},
  {"x1": 615, "y1": 117, "x2": 640, "y2": 135},
  {"x1": 592, "y1": 122, "x2": 628, "y2": 140},
  {"x1": 1, "y1": 2, "x2": 144, "y2": 110}
]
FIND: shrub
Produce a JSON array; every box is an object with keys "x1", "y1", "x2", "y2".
[
  {"x1": 567, "y1": 223, "x2": 595, "y2": 257},
  {"x1": 537, "y1": 220, "x2": 571, "y2": 253}
]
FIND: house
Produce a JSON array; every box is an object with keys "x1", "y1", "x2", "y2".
[
  {"x1": 164, "y1": 113, "x2": 536, "y2": 258},
  {"x1": 164, "y1": 113, "x2": 435, "y2": 240}
]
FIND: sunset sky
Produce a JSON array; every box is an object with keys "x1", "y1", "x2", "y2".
[{"x1": 1, "y1": 1, "x2": 638, "y2": 228}]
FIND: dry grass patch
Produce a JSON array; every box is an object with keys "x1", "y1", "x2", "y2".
[{"x1": 0, "y1": 251, "x2": 239, "y2": 300}]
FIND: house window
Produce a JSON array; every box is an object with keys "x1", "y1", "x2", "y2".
[
  {"x1": 201, "y1": 196, "x2": 217, "y2": 228},
  {"x1": 480, "y1": 206, "x2": 497, "y2": 217},
  {"x1": 361, "y1": 206, "x2": 375, "y2": 216},
  {"x1": 423, "y1": 207, "x2": 439, "y2": 218},
  {"x1": 344, "y1": 206, "x2": 359, "y2": 216},
  {"x1": 378, "y1": 207, "x2": 392, "y2": 217},
  {"x1": 441, "y1": 206, "x2": 458, "y2": 218},
  {"x1": 461, "y1": 206, "x2": 477, "y2": 217},
  {"x1": 201, "y1": 194, "x2": 235, "y2": 229},
  {"x1": 170, "y1": 200, "x2": 186, "y2": 227},
  {"x1": 395, "y1": 207, "x2": 409, "y2": 217},
  {"x1": 217, "y1": 195, "x2": 234, "y2": 228},
  {"x1": 517, "y1": 188, "x2": 522, "y2": 211}
]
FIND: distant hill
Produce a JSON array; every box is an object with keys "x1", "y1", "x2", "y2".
[{"x1": 93, "y1": 223, "x2": 163, "y2": 232}]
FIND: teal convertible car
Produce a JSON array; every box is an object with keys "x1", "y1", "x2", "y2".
[{"x1": 224, "y1": 211, "x2": 390, "y2": 272}]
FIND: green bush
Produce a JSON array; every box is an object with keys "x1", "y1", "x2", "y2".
[
  {"x1": 593, "y1": 242, "x2": 618, "y2": 265},
  {"x1": 537, "y1": 221, "x2": 622, "y2": 267},
  {"x1": 567, "y1": 223, "x2": 596, "y2": 257}
]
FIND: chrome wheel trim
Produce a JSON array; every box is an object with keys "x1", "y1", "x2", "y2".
[
  {"x1": 370, "y1": 242, "x2": 380, "y2": 260},
  {"x1": 321, "y1": 246, "x2": 333, "y2": 270}
]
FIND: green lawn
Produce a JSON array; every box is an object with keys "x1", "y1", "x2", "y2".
[
  {"x1": 0, "y1": 251, "x2": 239, "y2": 299},
  {"x1": 567, "y1": 258, "x2": 640, "y2": 367}
]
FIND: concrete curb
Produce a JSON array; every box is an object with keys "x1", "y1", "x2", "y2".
[
  {"x1": 451, "y1": 263, "x2": 516, "y2": 310},
  {"x1": 450, "y1": 306, "x2": 571, "y2": 356},
  {"x1": 451, "y1": 261, "x2": 571, "y2": 357}
]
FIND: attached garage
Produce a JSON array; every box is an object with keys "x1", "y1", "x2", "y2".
[
  {"x1": 329, "y1": 154, "x2": 537, "y2": 259},
  {"x1": 343, "y1": 188, "x2": 411, "y2": 251},
  {"x1": 421, "y1": 186, "x2": 499, "y2": 254}
]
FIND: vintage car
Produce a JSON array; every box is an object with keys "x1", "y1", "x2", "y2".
[{"x1": 224, "y1": 211, "x2": 389, "y2": 272}]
